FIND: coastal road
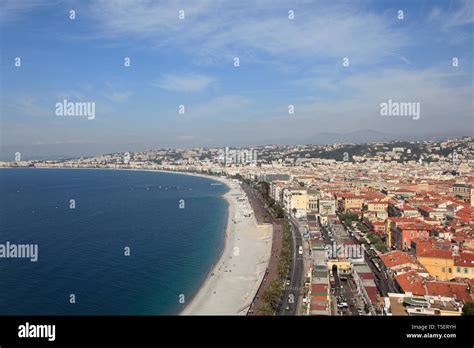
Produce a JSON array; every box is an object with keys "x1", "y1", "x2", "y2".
[
  {"x1": 242, "y1": 183, "x2": 283, "y2": 315},
  {"x1": 278, "y1": 216, "x2": 304, "y2": 315}
]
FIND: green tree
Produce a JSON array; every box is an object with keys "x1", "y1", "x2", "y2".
[
  {"x1": 257, "y1": 302, "x2": 273, "y2": 316},
  {"x1": 342, "y1": 213, "x2": 359, "y2": 227},
  {"x1": 262, "y1": 279, "x2": 282, "y2": 310}
]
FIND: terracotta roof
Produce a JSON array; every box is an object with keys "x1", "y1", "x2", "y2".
[
  {"x1": 311, "y1": 284, "x2": 328, "y2": 292},
  {"x1": 418, "y1": 205, "x2": 433, "y2": 212},
  {"x1": 417, "y1": 249, "x2": 453, "y2": 259},
  {"x1": 425, "y1": 281, "x2": 473, "y2": 303},
  {"x1": 401, "y1": 204, "x2": 417, "y2": 211},
  {"x1": 380, "y1": 250, "x2": 418, "y2": 269},
  {"x1": 365, "y1": 286, "x2": 379, "y2": 303},
  {"x1": 454, "y1": 252, "x2": 474, "y2": 267},
  {"x1": 394, "y1": 271, "x2": 425, "y2": 296}
]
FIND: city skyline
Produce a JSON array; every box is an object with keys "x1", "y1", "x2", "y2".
[{"x1": 1, "y1": 0, "x2": 473, "y2": 160}]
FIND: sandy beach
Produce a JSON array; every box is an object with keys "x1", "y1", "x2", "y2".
[{"x1": 181, "y1": 175, "x2": 273, "y2": 315}]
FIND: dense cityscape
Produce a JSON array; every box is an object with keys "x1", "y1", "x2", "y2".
[{"x1": 4, "y1": 136, "x2": 474, "y2": 316}]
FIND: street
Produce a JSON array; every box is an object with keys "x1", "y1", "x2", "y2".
[{"x1": 278, "y1": 217, "x2": 304, "y2": 315}]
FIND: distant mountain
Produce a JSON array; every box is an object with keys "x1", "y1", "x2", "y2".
[
  {"x1": 301, "y1": 130, "x2": 394, "y2": 145},
  {"x1": 301, "y1": 129, "x2": 469, "y2": 146}
]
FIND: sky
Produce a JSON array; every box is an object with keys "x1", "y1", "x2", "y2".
[{"x1": 0, "y1": 0, "x2": 473, "y2": 159}]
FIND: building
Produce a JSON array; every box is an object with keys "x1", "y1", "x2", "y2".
[
  {"x1": 318, "y1": 195, "x2": 336, "y2": 216},
  {"x1": 416, "y1": 248, "x2": 454, "y2": 281},
  {"x1": 282, "y1": 188, "x2": 308, "y2": 218},
  {"x1": 352, "y1": 263, "x2": 378, "y2": 314},
  {"x1": 384, "y1": 292, "x2": 463, "y2": 316},
  {"x1": 307, "y1": 190, "x2": 319, "y2": 212},
  {"x1": 452, "y1": 183, "x2": 472, "y2": 203},
  {"x1": 339, "y1": 194, "x2": 364, "y2": 213},
  {"x1": 389, "y1": 218, "x2": 430, "y2": 250},
  {"x1": 367, "y1": 200, "x2": 388, "y2": 219},
  {"x1": 270, "y1": 180, "x2": 288, "y2": 203},
  {"x1": 310, "y1": 265, "x2": 331, "y2": 315},
  {"x1": 379, "y1": 250, "x2": 425, "y2": 277}
]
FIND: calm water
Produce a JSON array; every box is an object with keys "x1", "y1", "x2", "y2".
[{"x1": 0, "y1": 168, "x2": 228, "y2": 315}]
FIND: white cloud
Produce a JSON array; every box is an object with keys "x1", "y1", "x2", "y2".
[
  {"x1": 105, "y1": 91, "x2": 133, "y2": 103},
  {"x1": 87, "y1": 0, "x2": 408, "y2": 65},
  {"x1": 400, "y1": 56, "x2": 412, "y2": 65},
  {"x1": 153, "y1": 74, "x2": 214, "y2": 92},
  {"x1": 187, "y1": 95, "x2": 253, "y2": 118},
  {"x1": 2, "y1": 96, "x2": 50, "y2": 117},
  {"x1": 0, "y1": 0, "x2": 55, "y2": 24},
  {"x1": 444, "y1": 0, "x2": 474, "y2": 28},
  {"x1": 287, "y1": 66, "x2": 473, "y2": 136},
  {"x1": 429, "y1": 0, "x2": 473, "y2": 30}
]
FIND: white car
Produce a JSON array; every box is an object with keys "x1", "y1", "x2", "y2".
[{"x1": 298, "y1": 246, "x2": 303, "y2": 255}]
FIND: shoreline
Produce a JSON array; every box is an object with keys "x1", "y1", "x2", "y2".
[
  {"x1": 2, "y1": 166, "x2": 273, "y2": 315},
  {"x1": 180, "y1": 175, "x2": 273, "y2": 315}
]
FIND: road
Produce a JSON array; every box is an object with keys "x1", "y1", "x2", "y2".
[
  {"x1": 335, "y1": 212, "x2": 398, "y2": 297},
  {"x1": 333, "y1": 268, "x2": 360, "y2": 316},
  {"x1": 242, "y1": 183, "x2": 283, "y2": 315},
  {"x1": 278, "y1": 216, "x2": 304, "y2": 315}
]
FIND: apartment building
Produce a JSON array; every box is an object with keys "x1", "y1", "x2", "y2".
[
  {"x1": 318, "y1": 195, "x2": 336, "y2": 216},
  {"x1": 307, "y1": 190, "x2": 319, "y2": 212},
  {"x1": 389, "y1": 218, "x2": 431, "y2": 250},
  {"x1": 452, "y1": 183, "x2": 472, "y2": 203},
  {"x1": 282, "y1": 188, "x2": 308, "y2": 218}
]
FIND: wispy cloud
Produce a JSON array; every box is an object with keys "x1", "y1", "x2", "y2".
[
  {"x1": 153, "y1": 74, "x2": 215, "y2": 92},
  {"x1": 0, "y1": 0, "x2": 56, "y2": 24},
  {"x1": 2, "y1": 96, "x2": 50, "y2": 117},
  {"x1": 444, "y1": 0, "x2": 474, "y2": 28},
  {"x1": 87, "y1": 0, "x2": 408, "y2": 66},
  {"x1": 429, "y1": 0, "x2": 474, "y2": 29},
  {"x1": 400, "y1": 56, "x2": 412, "y2": 65},
  {"x1": 187, "y1": 95, "x2": 253, "y2": 118},
  {"x1": 105, "y1": 91, "x2": 133, "y2": 103}
]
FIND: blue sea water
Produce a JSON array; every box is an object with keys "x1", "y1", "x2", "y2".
[{"x1": 0, "y1": 168, "x2": 228, "y2": 315}]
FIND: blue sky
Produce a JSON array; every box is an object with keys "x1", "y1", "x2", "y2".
[{"x1": 1, "y1": 0, "x2": 473, "y2": 159}]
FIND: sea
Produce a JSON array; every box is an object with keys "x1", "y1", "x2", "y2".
[{"x1": 0, "y1": 168, "x2": 228, "y2": 315}]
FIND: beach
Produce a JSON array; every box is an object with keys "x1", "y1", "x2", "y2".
[{"x1": 181, "y1": 176, "x2": 273, "y2": 315}]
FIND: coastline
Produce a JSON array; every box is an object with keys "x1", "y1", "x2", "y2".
[
  {"x1": 1, "y1": 167, "x2": 273, "y2": 315},
  {"x1": 180, "y1": 175, "x2": 273, "y2": 315}
]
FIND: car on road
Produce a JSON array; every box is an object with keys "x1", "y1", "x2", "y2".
[
  {"x1": 298, "y1": 246, "x2": 303, "y2": 255},
  {"x1": 286, "y1": 278, "x2": 291, "y2": 286}
]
